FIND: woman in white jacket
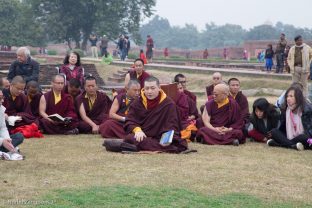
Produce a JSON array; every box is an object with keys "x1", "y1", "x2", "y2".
[{"x1": 0, "y1": 89, "x2": 24, "y2": 157}]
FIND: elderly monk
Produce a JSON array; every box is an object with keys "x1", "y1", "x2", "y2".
[
  {"x1": 25, "y1": 81, "x2": 42, "y2": 118},
  {"x1": 76, "y1": 76, "x2": 112, "y2": 134},
  {"x1": 228, "y1": 78, "x2": 250, "y2": 125},
  {"x1": 124, "y1": 58, "x2": 150, "y2": 89},
  {"x1": 196, "y1": 83, "x2": 244, "y2": 146},
  {"x1": 39, "y1": 75, "x2": 79, "y2": 134},
  {"x1": 2, "y1": 76, "x2": 37, "y2": 129},
  {"x1": 100, "y1": 79, "x2": 140, "y2": 138},
  {"x1": 105, "y1": 76, "x2": 188, "y2": 153},
  {"x1": 206, "y1": 72, "x2": 223, "y2": 99}
]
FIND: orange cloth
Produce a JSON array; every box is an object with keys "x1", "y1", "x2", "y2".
[{"x1": 180, "y1": 122, "x2": 198, "y2": 142}]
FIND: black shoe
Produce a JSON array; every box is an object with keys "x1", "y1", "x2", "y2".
[
  {"x1": 232, "y1": 139, "x2": 239, "y2": 146},
  {"x1": 65, "y1": 128, "x2": 79, "y2": 135},
  {"x1": 267, "y1": 139, "x2": 280, "y2": 147}
]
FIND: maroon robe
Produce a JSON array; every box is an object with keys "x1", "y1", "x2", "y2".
[
  {"x1": 28, "y1": 92, "x2": 42, "y2": 118},
  {"x1": 230, "y1": 91, "x2": 250, "y2": 124},
  {"x1": 76, "y1": 91, "x2": 112, "y2": 133},
  {"x1": 206, "y1": 84, "x2": 214, "y2": 98},
  {"x1": 39, "y1": 90, "x2": 78, "y2": 134},
  {"x1": 2, "y1": 88, "x2": 37, "y2": 128},
  {"x1": 184, "y1": 89, "x2": 197, "y2": 103},
  {"x1": 59, "y1": 65, "x2": 84, "y2": 86},
  {"x1": 196, "y1": 98, "x2": 244, "y2": 145},
  {"x1": 100, "y1": 93, "x2": 131, "y2": 138},
  {"x1": 124, "y1": 94, "x2": 188, "y2": 153},
  {"x1": 129, "y1": 70, "x2": 150, "y2": 89}
]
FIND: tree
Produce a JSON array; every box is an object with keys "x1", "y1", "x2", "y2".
[
  {"x1": 0, "y1": 0, "x2": 45, "y2": 47},
  {"x1": 245, "y1": 25, "x2": 278, "y2": 40},
  {"x1": 30, "y1": 0, "x2": 156, "y2": 49}
]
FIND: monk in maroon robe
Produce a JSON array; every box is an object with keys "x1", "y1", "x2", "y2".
[
  {"x1": 100, "y1": 79, "x2": 140, "y2": 138},
  {"x1": 228, "y1": 78, "x2": 250, "y2": 125},
  {"x1": 196, "y1": 83, "x2": 244, "y2": 146},
  {"x1": 174, "y1": 73, "x2": 197, "y2": 103},
  {"x1": 175, "y1": 83, "x2": 199, "y2": 142},
  {"x1": 205, "y1": 72, "x2": 223, "y2": 99},
  {"x1": 26, "y1": 81, "x2": 42, "y2": 118},
  {"x1": 122, "y1": 76, "x2": 188, "y2": 153},
  {"x1": 76, "y1": 76, "x2": 112, "y2": 134},
  {"x1": 2, "y1": 76, "x2": 37, "y2": 129},
  {"x1": 39, "y1": 75, "x2": 78, "y2": 134},
  {"x1": 124, "y1": 58, "x2": 150, "y2": 89}
]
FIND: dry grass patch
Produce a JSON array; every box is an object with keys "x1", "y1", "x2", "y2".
[{"x1": 0, "y1": 135, "x2": 311, "y2": 206}]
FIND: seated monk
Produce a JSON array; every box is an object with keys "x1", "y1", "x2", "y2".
[
  {"x1": 25, "y1": 81, "x2": 42, "y2": 118},
  {"x1": 76, "y1": 76, "x2": 112, "y2": 134},
  {"x1": 176, "y1": 83, "x2": 199, "y2": 142},
  {"x1": 196, "y1": 83, "x2": 244, "y2": 146},
  {"x1": 99, "y1": 79, "x2": 140, "y2": 138},
  {"x1": 174, "y1": 73, "x2": 197, "y2": 103},
  {"x1": 104, "y1": 76, "x2": 188, "y2": 153},
  {"x1": 124, "y1": 58, "x2": 150, "y2": 89},
  {"x1": 64, "y1": 78, "x2": 82, "y2": 101},
  {"x1": 1, "y1": 77, "x2": 10, "y2": 90},
  {"x1": 39, "y1": 75, "x2": 79, "y2": 134},
  {"x1": 228, "y1": 78, "x2": 250, "y2": 126},
  {"x1": 2, "y1": 76, "x2": 37, "y2": 129},
  {"x1": 199, "y1": 72, "x2": 224, "y2": 115},
  {"x1": 206, "y1": 72, "x2": 223, "y2": 99}
]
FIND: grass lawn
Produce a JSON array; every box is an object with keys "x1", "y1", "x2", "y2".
[
  {"x1": 1, "y1": 136, "x2": 311, "y2": 207},
  {"x1": 1, "y1": 63, "x2": 310, "y2": 207}
]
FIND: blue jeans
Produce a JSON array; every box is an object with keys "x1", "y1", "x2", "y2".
[{"x1": 0, "y1": 133, "x2": 24, "y2": 152}]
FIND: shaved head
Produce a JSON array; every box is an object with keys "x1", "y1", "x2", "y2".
[
  {"x1": 214, "y1": 83, "x2": 229, "y2": 94},
  {"x1": 212, "y1": 72, "x2": 222, "y2": 85},
  {"x1": 213, "y1": 83, "x2": 229, "y2": 103},
  {"x1": 11, "y1": 76, "x2": 25, "y2": 85}
]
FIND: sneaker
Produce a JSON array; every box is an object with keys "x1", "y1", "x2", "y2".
[
  {"x1": 232, "y1": 139, "x2": 239, "y2": 146},
  {"x1": 267, "y1": 139, "x2": 279, "y2": 147},
  {"x1": 295, "y1": 142, "x2": 304, "y2": 151},
  {"x1": 9, "y1": 152, "x2": 24, "y2": 160}
]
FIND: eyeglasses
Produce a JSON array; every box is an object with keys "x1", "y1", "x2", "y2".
[
  {"x1": 213, "y1": 77, "x2": 220, "y2": 80},
  {"x1": 179, "y1": 81, "x2": 187, "y2": 84}
]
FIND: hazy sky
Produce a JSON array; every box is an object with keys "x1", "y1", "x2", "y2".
[{"x1": 145, "y1": 0, "x2": 312, "y2": 30}]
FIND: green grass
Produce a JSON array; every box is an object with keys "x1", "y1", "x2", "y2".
[{"x1": 37, "y1": 186, "x2": 309, "y2": 208}]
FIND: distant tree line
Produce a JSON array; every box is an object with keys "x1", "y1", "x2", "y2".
[
  {"x1": 140, "y1": 15, "x2": 312, "y2": 49},
  {"x1": 0, "y1": 0, "x2": 156, "y2": 49}
]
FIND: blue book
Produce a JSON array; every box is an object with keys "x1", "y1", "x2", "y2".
[{"x1": 159, "y1": 130, "x2": 174, "y2": 146}]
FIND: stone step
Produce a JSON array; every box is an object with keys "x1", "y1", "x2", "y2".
[
  {"x1": 107, "y1": 76, "x2": 124, "y2": 83},
  {"x1": 112, "y1": 73, "x2": 125, "y2": 79},
  {"x1": 122, "y1": 67, "x2": 131, "y2": 72},
  {"x1": 117, "y1": 70, "x2": 127, "y2": 74},
  {"x1": 101, "y1": 85, "x2": 124, "y2": 91}
]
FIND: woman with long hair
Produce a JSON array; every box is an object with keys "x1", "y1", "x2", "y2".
[
  {"x1": 268, "y1": 86, "x2": 312, "y2": 150},
  {"x1": 248, "y1": 98, "x2": 280, "y2": 142}
]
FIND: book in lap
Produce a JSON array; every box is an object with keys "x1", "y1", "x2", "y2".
[
  {"x1": 48, "y1": 114, "x2": 72, "y2": 123},
  {"x1": 159, "y1": 130, "x2": 174, "y2": 146}
]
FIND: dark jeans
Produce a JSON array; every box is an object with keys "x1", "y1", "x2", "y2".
[
  {"x1": 101, "y1": 47, "x2": 108, "y2": 57},
  {"x1": 276, "y1": 53, "x2": 284, "y2": 73},
  {"x1": 0, "y1": 133, "x2": 24, "y2": 152},
  {"x1": 271, "y1": 129, "x2": 309, "y2": 148}
]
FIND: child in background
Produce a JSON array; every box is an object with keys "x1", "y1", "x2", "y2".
[
  {"x1": 139, "y1": 49, "x2": 147, "y2": 65},
  {"x1": 265, "y1": 44, "x2": 274, "y2": 71}
]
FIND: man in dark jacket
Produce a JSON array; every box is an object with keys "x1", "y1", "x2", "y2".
[{"x1": 7, "y1": 47, "x2": 39, "y2": 84}]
